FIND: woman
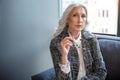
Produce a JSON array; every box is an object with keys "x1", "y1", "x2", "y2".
[{"x1": 50, "y1": 3, "x2": 107, "y2": 80}]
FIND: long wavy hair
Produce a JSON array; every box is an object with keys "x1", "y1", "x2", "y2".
[{"x1": 54, "y1": 3, "x2": 88, "y2": 37}]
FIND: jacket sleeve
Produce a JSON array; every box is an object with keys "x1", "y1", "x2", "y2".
[
  {"x1": 82, "y1": 35, "x2": 107, "y2": 80},
  {"x1": 50, "y1": 39, "x2": 72, "y2": 80}
]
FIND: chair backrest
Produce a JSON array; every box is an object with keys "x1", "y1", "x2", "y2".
[{"x1": 97, "y1": 34, "x2": 120, "y2": 80}]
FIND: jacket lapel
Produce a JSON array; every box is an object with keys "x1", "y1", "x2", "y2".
[
  {"x1": 81, "y1": 30, "x2": 94, "y2": 70},
  {"x1": 81, "y1": 39, "x2": 93, "y2": 67},
  {"x1": 68, "y1": 45, "x2": 80, "y2": 80}
]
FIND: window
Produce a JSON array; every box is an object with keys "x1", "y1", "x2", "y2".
[{"x1": 59, "y1": 0, "x2": 118, "y2": 35}]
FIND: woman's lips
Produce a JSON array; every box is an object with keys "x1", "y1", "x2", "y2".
[{"x1": 76, "y1": 25, "x2": 82, "y2": 27}]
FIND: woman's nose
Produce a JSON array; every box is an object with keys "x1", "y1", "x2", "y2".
[{"x1": 78, "y1": 17, "x2": 83, "y2": 23}]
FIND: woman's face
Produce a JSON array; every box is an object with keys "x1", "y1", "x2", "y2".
[{"x1": 67, "y1": 6, "x2": 87, "y2": 32}]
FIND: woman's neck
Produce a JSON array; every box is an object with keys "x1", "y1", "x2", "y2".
[{"x1": 68, "y1": 30, "x2": 81, "y2": 40}]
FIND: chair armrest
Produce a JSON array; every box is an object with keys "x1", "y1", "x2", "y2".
[{"x1": 31, "y1": 68, "x2": 55, "y2": 80}]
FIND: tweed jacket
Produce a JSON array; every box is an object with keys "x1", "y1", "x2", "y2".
[{"x1": 50, "y1": 27, "x2": 107, "y2": 80}]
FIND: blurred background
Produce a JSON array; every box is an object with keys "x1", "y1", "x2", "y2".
[
  {"x1": 0, "y1": 0, "x2": 58, "y2": 80},
  {"x1": 0, "y1": 0, "x2": 120, "y2": 80}
]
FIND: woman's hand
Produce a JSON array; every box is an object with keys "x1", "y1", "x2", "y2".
[{"x1": 60, "y1": 37, "x2": 74, "y2": 64}]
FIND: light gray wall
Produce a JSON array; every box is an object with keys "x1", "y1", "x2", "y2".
[
  {"x1": 0, "y1": 0, "x2": 1, "y2": 27},
  {"x1": 0, "y1": 0, "x2": 1, "y2": 41},
  {"x1": 0, "y1": 0, "x2": 59, "y2": 80}
]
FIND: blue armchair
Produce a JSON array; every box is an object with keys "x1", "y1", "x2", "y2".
[{"x1": 32, "y1": 34, "x2": 120, "y2": 80}]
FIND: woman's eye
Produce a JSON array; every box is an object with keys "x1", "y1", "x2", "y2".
[
  {"x1": 73, "y1": 14, "x2": 77, "y2": 17},
  {"x1": 82, "y1": 14, "x2": 86, "y2": 18}
]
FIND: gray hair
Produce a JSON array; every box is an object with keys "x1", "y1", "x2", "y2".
[{"x1": 54, "y1": 3, "x2": 88, "y2": 37}]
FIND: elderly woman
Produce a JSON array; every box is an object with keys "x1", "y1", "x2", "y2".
[{"x1": 50, "y1": 3, "x2": 107, "y2": 80}]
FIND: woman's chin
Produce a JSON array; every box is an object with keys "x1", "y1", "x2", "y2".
[{"x1": 75, "y1": 28, "x2": 82, "y2": 31}]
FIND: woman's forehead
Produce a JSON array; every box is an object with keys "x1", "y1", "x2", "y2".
[{"x1": 70, "y1": 6, "x2": 86, "y2": 14}]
